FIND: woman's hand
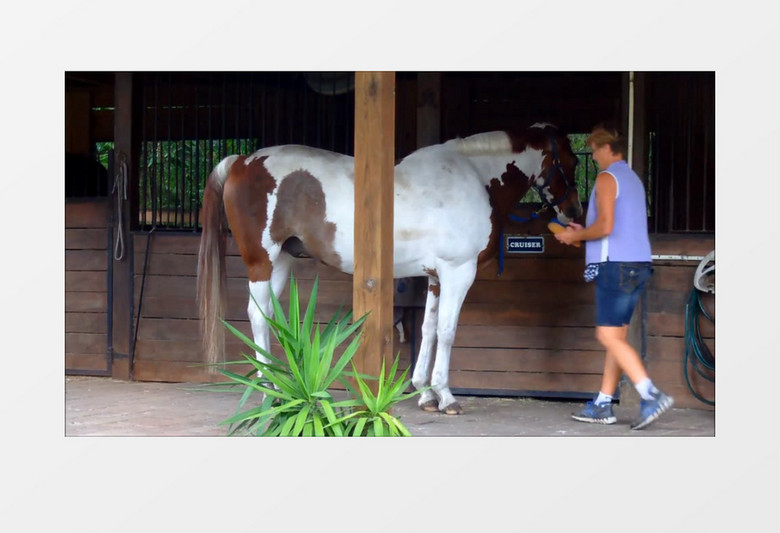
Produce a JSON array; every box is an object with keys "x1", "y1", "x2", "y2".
[{"x1": 555, "y1": 222, "x2": 583, "y2": 246}]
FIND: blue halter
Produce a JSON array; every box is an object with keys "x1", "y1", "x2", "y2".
[{"x1": 534, "y1": 134, "x2": 578, "y2": 208}]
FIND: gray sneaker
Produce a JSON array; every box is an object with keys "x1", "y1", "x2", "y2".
[
  {"x1": 631, "y1": 390, "x2": 674, "y2": 430},
  {"x1": 572, "y1": 400, "x2": 617, "y2": 425}
]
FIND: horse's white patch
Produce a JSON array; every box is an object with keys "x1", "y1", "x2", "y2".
[
  {"x1": 215, "y1": 155, "x2": 240, "y2": 183},
  {"x1": 454, "y1": 131, "x2": 512, "y2": 156},
  {"x1": 261, "y1": 190, "x2": 279, "y2": 253},
  {"x1": 396, "y1": 228, "x2": 428, "y2": 241},
  {"x1": 517, "y1": 149, "x2": 545, "y2": 183}
]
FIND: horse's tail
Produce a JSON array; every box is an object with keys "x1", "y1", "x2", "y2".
[{"x1": 197, "y1": 155, "x2": 239, "y2": 369}]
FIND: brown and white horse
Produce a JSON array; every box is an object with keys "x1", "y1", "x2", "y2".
[{"x1": 197, "y1": 123, "x2": 583, "y2": 414}]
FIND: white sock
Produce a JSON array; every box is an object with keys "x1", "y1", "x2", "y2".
[
  {"x1": 635, "y1": 378, "x2": 659, "y2": 401},
  {"x1": 594, "y1": 392, "x2": 613, "y2": 406}
]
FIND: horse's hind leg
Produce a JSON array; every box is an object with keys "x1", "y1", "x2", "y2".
[
  {"x1": 430, "y1": 260, "x2": 478, "y2": 415},
  {"x1": 412, "y1": 276, "x2": 440, "y2": 412},
  {"x1": 247, "y1": 280, "x2": 273, "y2": 371},
  {"x1": 246, "y1": 247, "x2": 292, "y2": 378},
  {"x1": 270, "y1": 251, "x2": 293, "y2": 303}
]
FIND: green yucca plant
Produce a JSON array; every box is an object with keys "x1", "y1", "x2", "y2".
[
  {"x1": 215, "y1": 274, "x2": 421, "y2": 436},
  {"x1": 331, "y1": 356, "x2": 421, "y2": 436}
]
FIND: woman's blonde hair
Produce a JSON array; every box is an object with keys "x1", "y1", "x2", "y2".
[{"x1": 587, "y1": 123, "x2": 627, "y2": 157}]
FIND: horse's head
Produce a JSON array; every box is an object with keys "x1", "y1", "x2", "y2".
[{"x1": 530, "y1": 124, "x2": 584, "y2": 224}]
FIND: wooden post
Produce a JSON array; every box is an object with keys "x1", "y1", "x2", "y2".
[
  {"x1": 621, "y1": 71, "x2": 647, "y2": 410},
  {"x1": 111, "y1": 73, "x2": 140, "y2": 380},
  {"x1": 416, "y1": 72, "x2": 441, "y2": 148},
  {"x1": 353, "y1": 72, "x2": 396, "y2": 389},
  {"x1": 630, "y1": 72, "x2": 647, "y2": 185}
]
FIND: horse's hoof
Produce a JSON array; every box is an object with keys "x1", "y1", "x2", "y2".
[
  {"x1": 420, "y1": 399, "x2": 439, "y2": 412},
  {"x1": 441, "y1": 402, "x2": 463, "y2": 415}
]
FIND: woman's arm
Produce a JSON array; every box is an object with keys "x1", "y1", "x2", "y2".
[{"x1": 555, "y1": 172, "x2": 616, "y2": 245}]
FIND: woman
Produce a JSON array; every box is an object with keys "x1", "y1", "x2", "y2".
[{"x1": 555, "y1": 124, "x2": 673, "y2": 430}]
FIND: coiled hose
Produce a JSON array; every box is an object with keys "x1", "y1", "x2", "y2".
[{"x1": 684, "y1": 253, "x2": 715, "y2": 406}]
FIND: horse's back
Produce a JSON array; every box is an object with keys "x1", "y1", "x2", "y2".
[
  {"x1": 221, "y1": 142, "x2": 494, "y2": 278},
  {"x1": 257, "y1": 144, "x2": 491, "y2": 275},
  {"x1": 250, "y1": 144, "x2": 354, "y2": 179}
]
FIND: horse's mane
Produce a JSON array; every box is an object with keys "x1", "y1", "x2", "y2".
[{"x1": 453, "y1": 131, "x2": 513, "y2": 156}]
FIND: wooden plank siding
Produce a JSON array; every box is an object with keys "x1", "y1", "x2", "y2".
[
  {"x1": 643, "y1": 234, "x2": 715, "y2": 410},
  {"x1": 130, "y1": 233, "x2": 365, "y2": 385},
  {"x1": 65, "y1": 200, "x2": 111, "y2": 373},
  {"x1": 446, "y1": 232, "x2": 602, "y2": 398},
  {"x1": 129, "y1": 231, "x2": 715, "y2": 410}
]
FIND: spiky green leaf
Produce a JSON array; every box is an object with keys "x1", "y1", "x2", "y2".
[
  {"x1": 312, "y1": 414, "x2": 325, "y2": 437},
  {"x1": 373, "y1": 418, "x2": 384, "y2": 437},
  {"x1": 278, "y1": 415, "x2": 296, "y2": 437},
  {"x1": 292, "y1": 404, "x2": 311, "y2": 436},
  {"x1": 352, "y1": 417, "x2": 367, "y2": 437}
]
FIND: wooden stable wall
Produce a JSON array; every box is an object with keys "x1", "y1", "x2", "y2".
[
  {"x1": 65, "y1": 200, "x2": 111, "y2": 374},
  {"x1": 448, "y1": 227, "x2": 715, "y2": 411},
  {"x1": 130, "y1": 233, "x2": 357, "y2": 382},
  {"x1": 448, "y1": 216, "x2": 602, "y2": 398},
  {"x1": 439, "y1": 72, "x2": 623, "y2": 140},
  {"x1": 129, "y1": 228, "x2": 714, "y2": 410},
  {"x1": 644, "y1": 235, "x2": 715, "y2": 410}
]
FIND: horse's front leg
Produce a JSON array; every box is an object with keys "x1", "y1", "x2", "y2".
[
  {"x1": 430, "y1": 260, "x2": 477, "y2": 415},
  {"x1": 412, "y1": 276, "x2": 440, "y2": 412}
]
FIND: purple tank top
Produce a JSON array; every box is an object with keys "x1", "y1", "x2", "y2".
[{"x1": 585, "y1": 160, "x2": 652, "y2": 264}]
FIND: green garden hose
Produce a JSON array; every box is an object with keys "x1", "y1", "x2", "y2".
[{"x1": 684, "y1": 280, "x2": 715, "y2": 406}]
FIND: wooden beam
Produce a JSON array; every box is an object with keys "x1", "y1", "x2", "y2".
[
  {"x1": 630, "y1": 72, "x2": 648, "y2": 185},
  {"x1": 65, "y1": 90, "x2": 91, "y2": 154},
  {"x1": 353, "y1": 72, "x2": 396, "y2": 387},
  {"x1": 620, "y1": 72, "x2": 651, "y2": 409},
  {"x1": 416, "y1": 72, "x2": 441, "y2": 148},
  {"x1": 111, "y1": 73, "x2": 141, "y2": 380}
]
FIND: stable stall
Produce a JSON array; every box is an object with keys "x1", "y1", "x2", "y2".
[{"x1": 65, "y1": 71, "x2": 714, "y2": 409}]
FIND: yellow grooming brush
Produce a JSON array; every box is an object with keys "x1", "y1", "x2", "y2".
[{"x1": 548, "y1": 219, "x2": 580, "y2": 247}]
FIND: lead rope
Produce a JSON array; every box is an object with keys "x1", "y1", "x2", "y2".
[
  {"x1": 497, "y1": 206, "x2": 547, "y2": 276},
  {"x1": 112, "y1": 153, "x2": 128, "y2": 261}
]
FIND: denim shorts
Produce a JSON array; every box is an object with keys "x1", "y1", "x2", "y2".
[{"x1": 595, "y1": 261, "x2": 653, "y2": 326}]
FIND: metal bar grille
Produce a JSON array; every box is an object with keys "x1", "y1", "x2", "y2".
[
  {"x1": 135, "y1": 72, "x2": 355, "y2": 231},
  {"x1": 646, "y1": 72, "x2": 714, "y2": 233}
]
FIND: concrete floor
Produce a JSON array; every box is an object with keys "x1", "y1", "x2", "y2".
[{"x1": 65, "y1": 376, "x2": 715, "y2": 437}]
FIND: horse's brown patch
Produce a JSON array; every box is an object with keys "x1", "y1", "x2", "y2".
[
  {"x1": 477, "y1": 162, "x2": 533, "y2": 270},
  {"x1": 223, "y1": 155, "x2": 276, "y2": 282},
  {"x1": 269, "y1": 170, "x2": 342, "y2": 269},
  {"x1": 476, "y1": 126, "x2": 581, "y2": 269},
  {"x1": 510, "y1": 126, "x2": 582, "y2": 220},
  {"x1": 423, "y1": 268, "x2": 441, "y2": 297},
  {"x1": 544, "y1": 134, "x2": 582, "y2": 219},
  {"x1": 508, "y1": 126, "x2": 548, "y2": 152}
]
